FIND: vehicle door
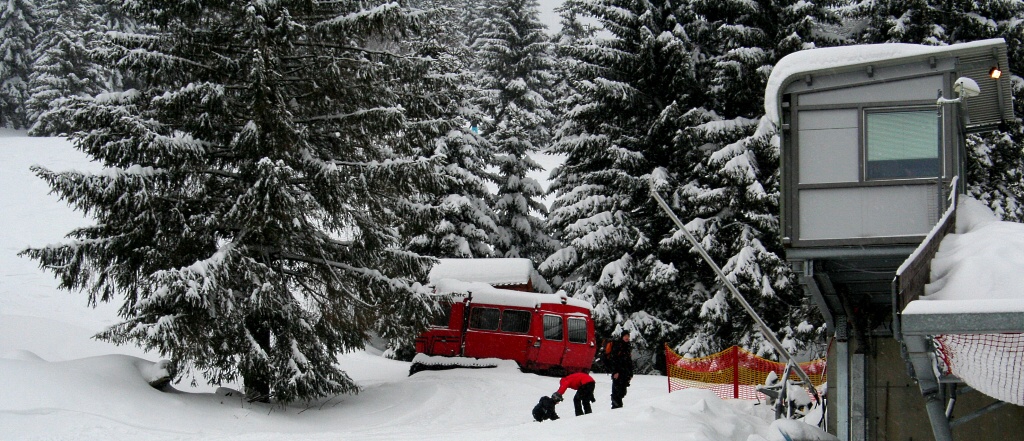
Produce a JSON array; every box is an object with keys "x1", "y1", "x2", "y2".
[
  {"x1": 563, "y1": 315, "x2": 596, "y2": 371},
  {"x1": 462, "y1": 306, "x2": 501, "y2": 359},
  {"x1": 531, "y1": 313, "x2": 567, "y2": 369}
]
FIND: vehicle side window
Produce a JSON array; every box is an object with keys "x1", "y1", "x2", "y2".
[
  {"x1": 500, "y1": 310, "x2": 531, "y2": 333},
  {"x1": 430, "y1": 298, "x2": 454, "y2": 327},
  {"x1": 543, "y1": 315, "x2": 563, "y2": 341},
  {"x1": 469, "y1": 307, "x2": 499, "y2": 331},
  {"x1": 567, "y1": 317, "x2": 587, "y2": 344}
]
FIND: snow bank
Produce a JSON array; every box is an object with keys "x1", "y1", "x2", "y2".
[{"x1": 903, "y1": 197, "x2": 1024, "y2": 315}]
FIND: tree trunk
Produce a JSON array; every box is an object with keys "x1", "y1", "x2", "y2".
[{"x1": 245, "y1": 319, "x2": 272, "y2": 403}]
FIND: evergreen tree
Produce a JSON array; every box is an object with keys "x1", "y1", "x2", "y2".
[
  {"x1": 20, "y1": 0, "x2": 462, "y2": 403},
  {"x1": 663, "y1": 0, "x2": 842, "y2": 358},
  {"x1": 844, "y1": 0, "x2": 1024, "y2": 221},
  {"x1": 401, "y1": 0, "x2": 502, "y2": 259},
  {"x1": 550, "y1": 0, "x2": 593, "y2": 129},
  {"x1": 543, "y1": 0, "x2": 704, "y2": 367},
  {"x1": 472, "y1": 0, "x2": 559, "y2": 264},
  {"x1": 26, "y1": 0, "x2": 108, "y2": 134},
  {"x1": 0, "y1": 0, "x2": 37, "y2": 129},
  {"x1": 545, "y1": 0, "x2": 839, "y2": 367}
]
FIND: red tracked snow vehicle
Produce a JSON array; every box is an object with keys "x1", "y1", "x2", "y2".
[{"x1": 413, "y1": 278, "x2": 597, "y2": 375}]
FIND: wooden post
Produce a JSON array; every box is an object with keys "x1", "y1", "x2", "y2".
[{"x1": 733, "y1": 346, "x2": 740, "y2": 399}]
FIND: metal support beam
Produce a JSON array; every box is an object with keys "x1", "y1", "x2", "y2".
[
  {"x1": 905, "y1": 335, "x2": 954, "y2": 441},
  {"x1": 801, "y1": 270, "x2": 835, "y2": 331},
  {"x1": 836, "y1": 339, "x2": 850, "y2": 441},
  {"x1": 950, "y1": 401, "x2": 1008, "y2": 429},
  {"x1": 851, "y1": 354, "x2": 867, "y2": 440},
  {"x1": 901, "y1": 310, "x2": 1024, "y2": 335}
]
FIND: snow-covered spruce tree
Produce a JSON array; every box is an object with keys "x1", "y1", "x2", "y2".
[
  {"x1": 545, "y1": 0, "x2": 840, "y2": 368},
  {"x1": 400, "y1": 1, "x2": 502, "y2": 259},
  {"x1": 0, "y1": 0, "x2": 37, "y2": 129},
  {"x1": 843, "y1": 0, "x2": 1024, "y2": 222},
  {"x1": 471, "y1": 0, "x2": 559, "y2": 264},
  {"x1": 660, "y1": 118, "x2": 821, "y2": 359},
  {"x1": 25, "y1": 0, "x2": 110, "y2": 134},
  {"x1": 19, "y1": 1, "x2": 458, "y2": 403},
  {"x1": 91, "y1": 0, "x2": 145, "y2": 92},
  {"x1": 658, "y1": 0, "x2": 843, "y2": 359},
  {"x1": 550, "y1": 0, "x2": 593, "y2": 131},
  {"x1": 542, "y1": 0, "x2": 707, "y2": 370}
]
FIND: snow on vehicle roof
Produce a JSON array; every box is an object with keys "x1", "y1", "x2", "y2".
[
  {"x1": 764, "y1": 38, "x2": 1006, "y2": 124},
  {"x1": 432, "y1": 279, "x2": 593, "y2": 310},
  {"x1": 902, "y1": 197, "x2": 1024, "y2": 315},
  {"x1": 428, "y1": 258, "x2": 535, "y2": 286}
]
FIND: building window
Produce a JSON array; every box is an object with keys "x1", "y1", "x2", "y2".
[
  {"x1": 543, "y1": 315, "x2": 563, "y2": 341},
  {"x1": 469, "y1": 307, "x2": 500, "y2": 331},
  {"x1": 500, "y1": 310, "x2": 531, "y2": 333},
  {"x1": 865, "y1": 108, "x2": 940, "y2": 180},
  {"x1": 567, "y1": 318, "x2": 588, "y2": 344}
]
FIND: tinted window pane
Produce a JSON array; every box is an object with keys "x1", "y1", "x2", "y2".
[
  {"x1": 431, "y1": 299, "x2": 453, "y2": 327},
  {"x1": 469, "y1": 307, "x2": 499, "y2": 331},
  {"x1": 543, "y1": 315, "x2": 563, "y2": 341},
  {"x1": 500, "y1": 310, "x2": 531, "y2": 333},
  {"x1": 866, "y1": 110, "x2": 939, "y2": 180},
  {"x1": 567, "y1": 318, "x2": 587, "y2": 344}
]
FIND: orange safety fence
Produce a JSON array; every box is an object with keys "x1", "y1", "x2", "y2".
[{"x1": 665, "y1": 344, "x2": 826, "y2": 400}]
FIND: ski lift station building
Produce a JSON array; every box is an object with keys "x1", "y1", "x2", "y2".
[{"x1": 768, "y1": 38, "x2": 1022, "y2": 441}]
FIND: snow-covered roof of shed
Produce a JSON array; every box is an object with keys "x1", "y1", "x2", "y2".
[
  {"x1": 764, "y1": 38, "x2": 1007, "y2": 124},
  {"x1": 432, "y1": 279, "x2": 593, "y2": 310},
  {"x1": 902, "y1": 197, "x2": 1024, "y2": 315},
  {"x1": 428, "y1": 258, "x2": 536, "y2": 286}
]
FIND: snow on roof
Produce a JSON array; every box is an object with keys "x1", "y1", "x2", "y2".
[
  {"x1": 432, "y1": 278, "x2": 593, "y2": 310},
  {"x1": 428, "y1": 258, "x2": 534, "y2": 286},
  {"x1": 764, "y1": 38, "x2": 1007, "y2": 124},
  {"x1": 902, "y1": 197, "x2": 1024, "y2": 315}
]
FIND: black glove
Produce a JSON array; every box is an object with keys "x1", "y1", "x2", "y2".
[{"x1": 551, "y1": 392, "x2": 563, "y2": 402}]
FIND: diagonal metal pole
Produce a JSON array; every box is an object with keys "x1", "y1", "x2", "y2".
[{"x1": 650, "y1": 185, "x2": 821, "y2": 404}]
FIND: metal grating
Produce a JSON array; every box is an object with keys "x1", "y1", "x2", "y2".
[{"x1": 956, "y1": 51, "x2": 1013, "y2": 132}]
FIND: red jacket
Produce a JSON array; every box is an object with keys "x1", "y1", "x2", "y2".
[{"x1": 556, "y1": 372, "x2": 595, "y2": 395}]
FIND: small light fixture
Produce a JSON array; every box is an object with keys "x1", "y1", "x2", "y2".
[
  {"x1": 936, "y1": 76, "x2": 981, "y2": 105},
  {"x1": 953, "y1": 77, "x2": 981, "y2": 98},
  {"x1": 989, "y1": 66, "x2": 1002, "y2": 79}
]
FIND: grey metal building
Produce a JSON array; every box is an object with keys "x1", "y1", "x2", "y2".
[{"x1": 768, "y1": 38, "x2": 1023, "y2": 440}]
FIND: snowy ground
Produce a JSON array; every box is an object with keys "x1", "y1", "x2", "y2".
[{"x1": 0, "y1": 131, "x2": 835, "y2": 440}]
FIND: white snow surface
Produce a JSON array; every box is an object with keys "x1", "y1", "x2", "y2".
[
  {"x1": 432, "y1": 278, "x2": 592, "y2": 310},
  {"x1": 429, "y1": 257, "x2": 536, "y2": 286},
  {"x1": 764, "y1": 38, "x2": 1006, "y2": 124},
  {"x1": 0, "y1": 130, "x2": 835, "y2": 440},
  {"x1": 902, "y1": 197, "x2": 1024, "y2": 315}
]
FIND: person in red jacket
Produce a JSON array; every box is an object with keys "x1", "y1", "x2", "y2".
[{"x1": 551, "y1": 372, "x2": 596, "y2": 416}]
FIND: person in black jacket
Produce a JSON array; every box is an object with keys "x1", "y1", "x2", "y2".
[{"x1": 607, "y1": 329, "x2": 634, "y2": 409}]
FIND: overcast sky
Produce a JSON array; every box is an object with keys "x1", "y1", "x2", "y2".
[{"x1": 538, "y1": 0, "x2": 564, "y2": 32}]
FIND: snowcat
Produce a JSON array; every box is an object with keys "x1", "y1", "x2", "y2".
[{"x1": 412, "y1": 279, "x2": 597, "y2": 375}]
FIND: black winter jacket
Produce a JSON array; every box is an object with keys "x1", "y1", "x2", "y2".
[{"x1": 607, "y1": 339, "x2": 634, "y2": 377}]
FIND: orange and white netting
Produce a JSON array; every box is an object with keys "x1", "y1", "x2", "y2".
[
  {"x1": 933, "y1": 333, "x2": 1024, "y2": 406},
  {"x1": 665, "y1": 345, "x2": 826, "y2": 401}
]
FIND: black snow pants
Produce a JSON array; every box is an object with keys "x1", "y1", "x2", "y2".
[
  {"x1": 574, "y1": 381, "x2": 596, "y2": 416},
  {"x1": 611, "y1": 374, "x2": 631, "y2": 408}
]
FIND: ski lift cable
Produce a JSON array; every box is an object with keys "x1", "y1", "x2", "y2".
[{"x1": 649, "y1": 184, "x2": 821, "y2": 404}]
